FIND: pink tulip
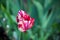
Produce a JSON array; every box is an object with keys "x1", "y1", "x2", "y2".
[{"x1": 16, "y1": 10, "x2": 35, "y2": 32}]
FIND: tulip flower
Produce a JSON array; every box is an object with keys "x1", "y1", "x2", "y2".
[{"x1": 16, "y1": 10, "x2": 34, "y2": 32}]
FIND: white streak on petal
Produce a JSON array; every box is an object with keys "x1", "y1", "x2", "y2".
[
  {"x1": 21, "y1": 10, "x2": 24, "y2": 14},
  {"x1": 18, "y1": 28, "x2": 25, "y2": 32},
  {"x1": 18, "y1": 21, "x2": 22, "y2": 24},
  {"x1": 18, "y1": 15, "x2": 21, "y2": 19},
  {"x1": 29, "y1": 21, "x2": 31, "y2": 24},
  {"x1": 19, "y1": 10, "x2": 20, "y2": 12},
  {"x1": 21, "y1": 10, "x2": 26, "y2": 16}
]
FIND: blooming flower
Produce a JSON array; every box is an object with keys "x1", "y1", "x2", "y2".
[{"x1": 16, "y1": 10, "x2": 35, "y2": 32}]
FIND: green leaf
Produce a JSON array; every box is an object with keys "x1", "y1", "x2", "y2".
[
  {"x1": 11, "y1": 15, "x2": 17, "y2": 23},
  {"x1": 9, "y1": 0, "x2": 20, "y2": 16},
  {"x1": 33, "y1": 1, "x2": 43, "y2": 24}
]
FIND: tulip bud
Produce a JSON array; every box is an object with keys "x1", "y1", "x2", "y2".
[{"x1": 16, "y1": 10, "x2": 35, "y2": 32}]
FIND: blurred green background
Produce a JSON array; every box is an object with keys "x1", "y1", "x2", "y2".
[{"x1": 0, "y1": 0, "x2": 60, "y2": 40}]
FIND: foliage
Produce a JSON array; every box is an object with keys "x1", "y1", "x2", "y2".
[{"x1": 0, "y1": 0, "x2": 60, "y2": 40}]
